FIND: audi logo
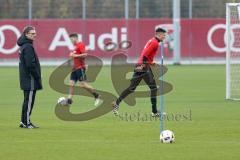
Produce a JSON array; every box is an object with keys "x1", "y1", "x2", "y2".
[
  {"x1": 207, "y1": 23, "x2": 240, "y2": 53},
  {"x1": 0, "y1": 23, "x2": 238, "y2": 55},
  {"x1": 0, "y1": 25, "x2": 21, "y2": 54}
]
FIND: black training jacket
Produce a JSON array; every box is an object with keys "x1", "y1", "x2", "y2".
[{"x1": 17, "y1": 35, "x2": 42, "y2": 91}]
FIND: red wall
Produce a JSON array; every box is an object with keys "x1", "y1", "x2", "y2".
[{"x1": 0, "y1": 19, "x2": 227, "y2": 59}]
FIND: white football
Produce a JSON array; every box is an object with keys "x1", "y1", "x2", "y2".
[
  {"x1": 57, "y1": 97, "x2": 67, "y2": 106},
  {"x1": 160, "y1": 130, "x2": 175, "y2": 143}
]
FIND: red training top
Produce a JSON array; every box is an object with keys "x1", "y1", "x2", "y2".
[
  {"x1": 137, "y1": 37, "x2": 159, "y2": 65},
  {"x1": 72, "y1": 42, "x2": 86, "y2": 70}
]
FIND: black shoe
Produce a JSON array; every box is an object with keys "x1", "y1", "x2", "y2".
[
  {"x1": 19, "y1": 122, "x2": 27, "y2": 128},
  {"x1": 26, "y1": 124, "x2": 34, "y2": 129},
  {"x1": 112, "y1": 101, "x2": 119, "y2": 116},
  {"x1": 151, "y1": 112, "x2": 160, "y2": 117},
  {"x1": 67, "y1": 98, "x2": 73, "y2": 105},
  {"x1": 25, "y1": 123, "x2": 38, "y2": 129},
  {"x1": 30, "y1": 123, "x2": 39, "y2": 128},
  {"x1": 151, "y1": 111, "x2": 166, "y2": 117}
]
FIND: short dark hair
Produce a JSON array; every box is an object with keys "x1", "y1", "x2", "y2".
[
  {"x1": 23, "y1": 26, "x2": 35, "y2": 34},
  {"x1": 69, "y1": 33, "x2": 78, "y2": 38},
  {"x1": 155, "y1": 28, "x2": 166, "y2": 33}
]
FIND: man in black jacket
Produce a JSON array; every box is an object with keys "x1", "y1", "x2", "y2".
[{"x1": 17, "y1": 26, "x2": 42, "y2": 129}]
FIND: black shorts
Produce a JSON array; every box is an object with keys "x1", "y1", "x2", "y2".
[
  {"x1": 132, "y1": 66, "x2": 155, "y2": 85},
  {"x1": 70, "y1": 68, "x2": 87, "y2": 82}
]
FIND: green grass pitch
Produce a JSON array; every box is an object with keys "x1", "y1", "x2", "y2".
[{"x1": 0, "y1": 65, "x2": 239, "y2": 160}]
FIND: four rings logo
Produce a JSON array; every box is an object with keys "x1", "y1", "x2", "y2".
[
  {"x1": 0, "y1": 25, "x2": 21, "y2": 54},
  {"x1": 207, "y1": 23, "x2": 240, "y2": 53},
  {"x1": 0, "y1": 23, "x2": 238, "y2": 55}
]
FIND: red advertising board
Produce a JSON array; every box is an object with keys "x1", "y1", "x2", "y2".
[{"x1": 0, "y1": 19, "x2": 226, "y2": 59}]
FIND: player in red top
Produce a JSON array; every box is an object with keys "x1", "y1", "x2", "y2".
[
  {"x1": 67, "y1": 33, "x2": 101, "y2": 106},
  {"x1": 112, "y1": 28, "x2": 166, "y2": 116}
]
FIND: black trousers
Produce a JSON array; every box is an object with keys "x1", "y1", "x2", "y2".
[
  {"x1": 116, "y1": 67, "x2": 158, "y2": 113},
  {"x1": 21, "y1": 90, "x2": 36, "y2": 125}
]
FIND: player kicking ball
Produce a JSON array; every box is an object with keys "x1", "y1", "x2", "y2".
[
  {"x1": 66, "y1": 33, "x2": 101, "y2": 107},
  {"x1": 112, "y1": 28, "x2": 166, "y2": 117}
]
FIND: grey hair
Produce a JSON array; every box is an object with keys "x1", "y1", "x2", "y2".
[{"x1": 23, "y1": 26, "x2": 35, "y2": 35}]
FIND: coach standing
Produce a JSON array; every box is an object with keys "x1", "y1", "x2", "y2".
[{"x1": 17, "y1": 26, "x2": 42, "y2": 129}]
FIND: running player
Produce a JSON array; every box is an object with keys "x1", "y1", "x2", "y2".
[
  {"x1": 112, "y1": 28, "x2": 166, "y2": 116},
  {"x1": 67, "y1": 33, "x2": 101, "y2": 106}
]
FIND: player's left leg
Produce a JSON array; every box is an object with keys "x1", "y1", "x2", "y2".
[
  {"x1": 78, "y1": 67, "x2": 101, "y2": 106},
  {"x1": 29, "y1": 90, "x2": 36, "y2": 116},
  {"x1": 79, "y1": 81, "x2": 101, "y2": 106},
  {"x1": 143, "y1": 68, "x2": 159, "y2": 116}
]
